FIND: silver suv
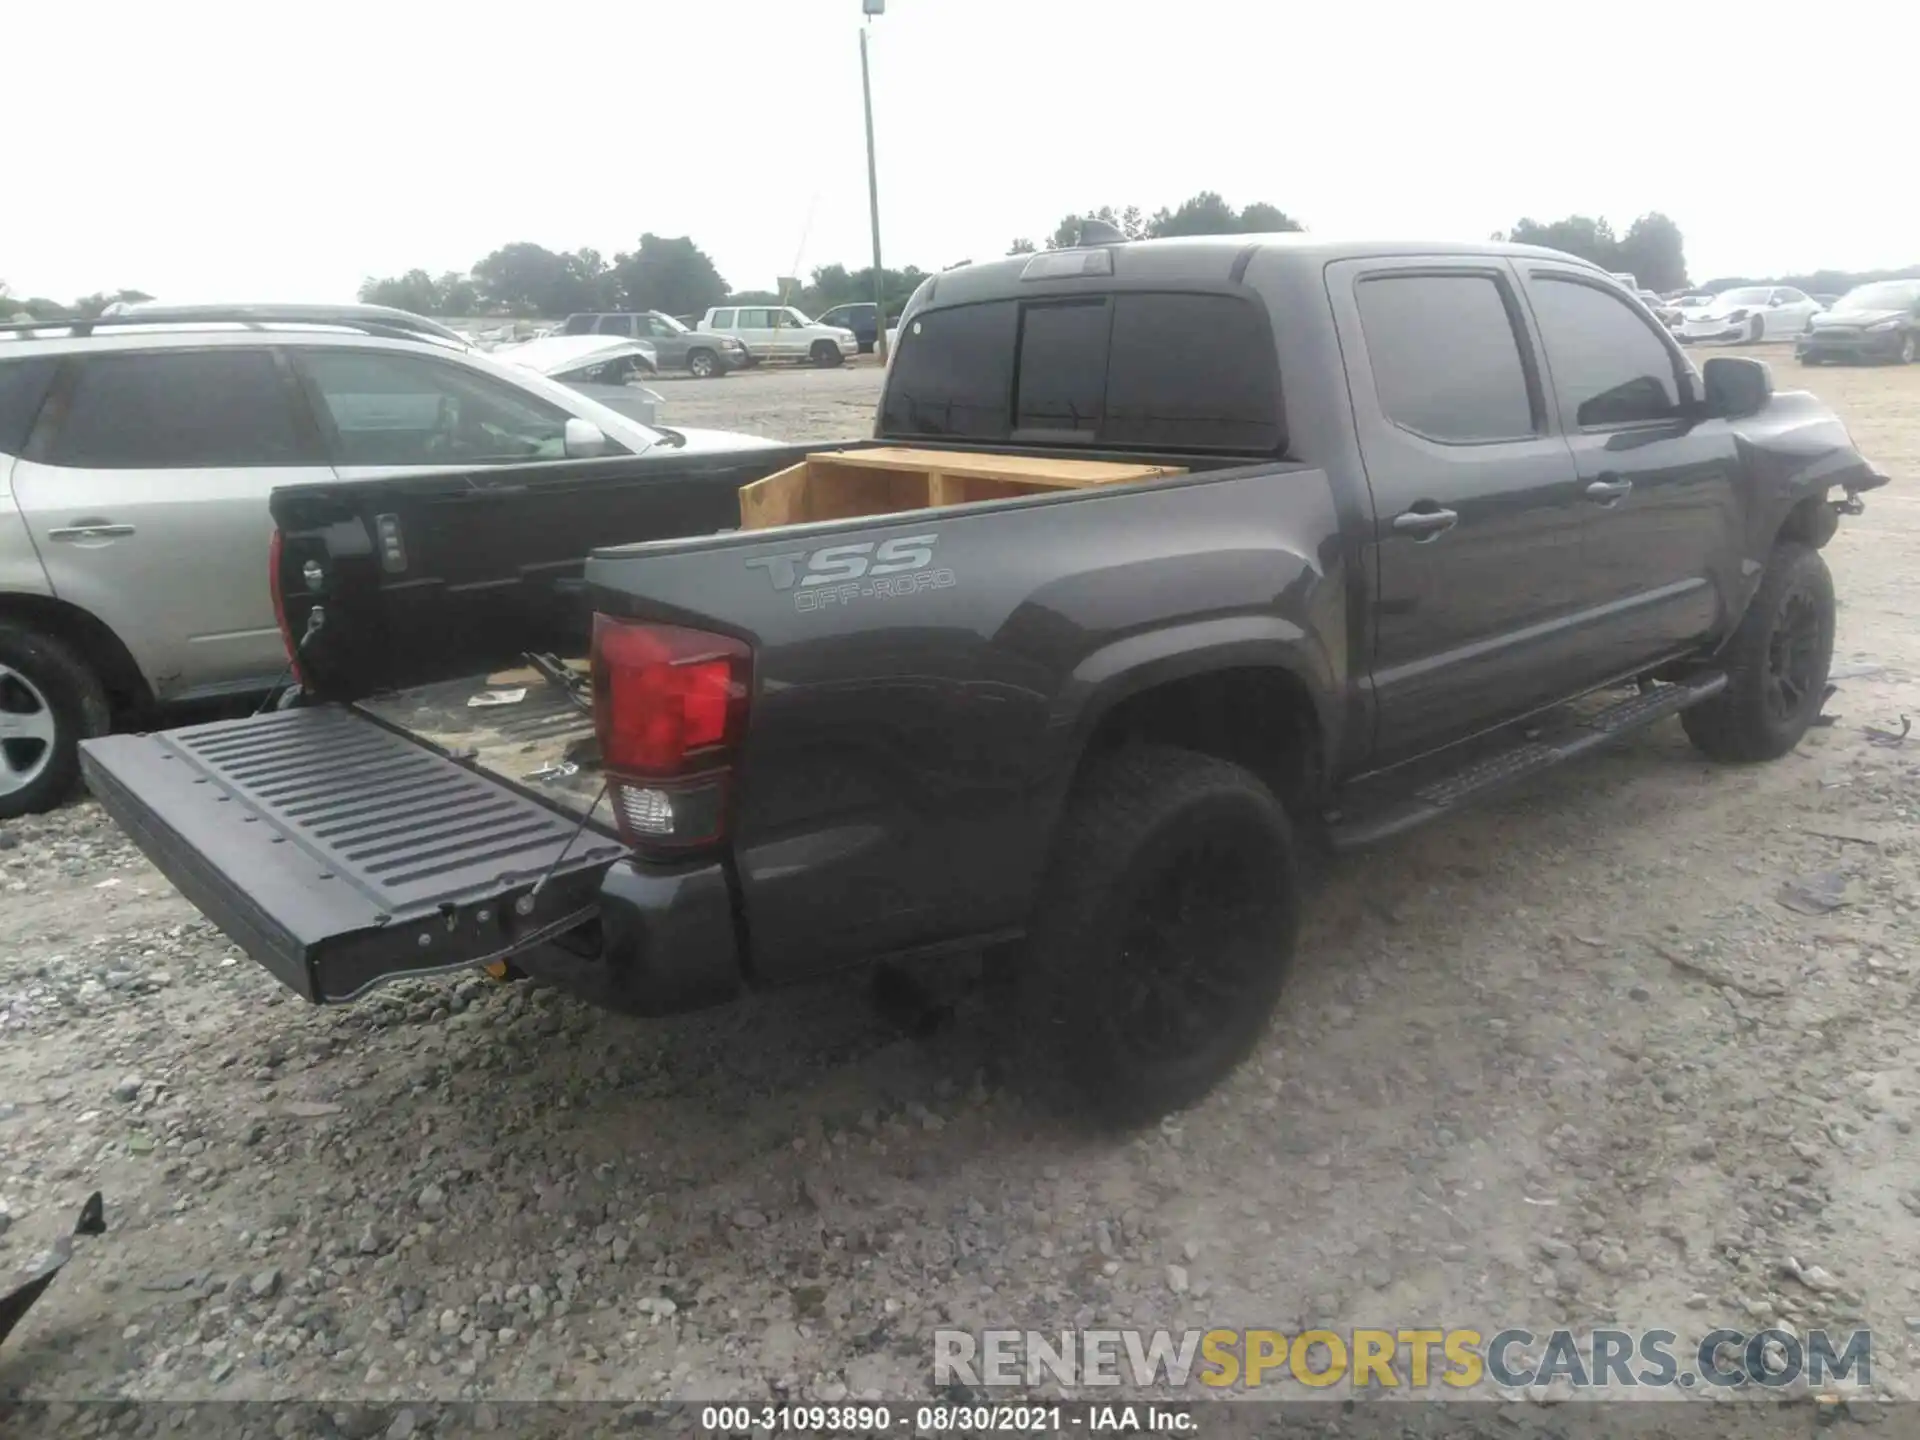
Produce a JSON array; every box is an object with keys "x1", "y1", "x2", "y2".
[{"x1": 0, "y1": 303, "x2": 776, "y2": 818}]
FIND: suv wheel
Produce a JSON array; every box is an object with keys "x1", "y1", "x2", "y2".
[
  {"x1": 1015, "y1": 745, "x2": 1299, "y2": 1126},
  {"x1": 1681, "y1": 541, "x2": 1835, "y2": 763},
  {"x1": 686, "y1": 348, "x2": 720, "y2": 379},
  {"x1": 809, "y1": 340, "x2": 844, "y2": 368},
  {"x1": 0, "y1": 624, "x2": 111, "y2": 820}
]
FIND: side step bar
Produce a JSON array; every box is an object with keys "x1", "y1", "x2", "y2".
[
  {"x1": 1328, "y1": 672, "x2": 1728, "y2": 851},
  {"x1": 80, "y1": 706, "x2": 628, "y2": 1003}
]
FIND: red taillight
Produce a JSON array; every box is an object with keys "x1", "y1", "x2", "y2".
[
  {"x1": 591, "y1": 615, "x2": 751, "y2": 849},
  {"x1": 268, "y1": 529, "x2": 305, "y2": 685}
]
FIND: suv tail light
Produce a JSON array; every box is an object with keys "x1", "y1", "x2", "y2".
[
  {"x1": 591, "y1": 615, "x2": 752, "y2": 850},
  {"x1": 268, "y1": 529, "x2": 305, "y2": 686}
]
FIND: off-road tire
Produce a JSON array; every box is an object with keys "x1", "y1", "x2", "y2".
[
  {"x1": 1014, "y1": 744, "x2": 1299, "y2": 1127},
  {"x1": 686, "y1": 348, "x2": 721, "y2": 379},
  {"x1": 1681, "y1": 542, "x2": 1835, "y2": 763},
  {"x1": 0, "y1": 623, "x2": 111, "y2": 820},
  {"x1": 810, "y1": 340, "x2": 844, "y2": 368}
]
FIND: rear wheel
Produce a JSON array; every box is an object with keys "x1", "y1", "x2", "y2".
[
  {"x1": 686, "y1": 348, "x2": 721, "y2": 379},
  {"x1": 1015, "y1": 745, "x2": 1299, "y2": 1126},
  {"x1": 810, "y1": 340, "x2": 844, "y2": 368},
  {"x1": 1681, "y1": 542, "x2": 1835, "y2": 763},
  {"x1": 1900, "y1": 332, "x2": 1917, "y2": 365},
  {"x1": 1747, "y1": 315, "x2": 1766, "y2": 343},
  {"x1": 0, "y1": 624, "x2": 111, "y2": 820}
]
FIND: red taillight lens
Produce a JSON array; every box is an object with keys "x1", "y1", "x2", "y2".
[
  {"x1": 592, "y1": 616, "x2": 751, "y2": 776},
  {"x1": 268, "y1": 529, "x2": 305, "y2": 685},
  {"x1": 592, "y1": 616, "x2": 751, "y2": 850}
]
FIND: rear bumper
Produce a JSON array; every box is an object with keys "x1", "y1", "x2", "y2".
[{"x1": 516, "y1": 857, "x2": 746, "y2": 1015}]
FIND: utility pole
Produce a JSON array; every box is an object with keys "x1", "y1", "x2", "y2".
[{"x1": 860, "y1": 0, "x2": 887, "y2": 362}]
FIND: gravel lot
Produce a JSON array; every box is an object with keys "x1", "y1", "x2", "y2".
[{"x1": 4, "y1": 347, "x2": 1919, "y2": 1414}]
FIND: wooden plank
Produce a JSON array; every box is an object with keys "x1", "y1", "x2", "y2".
[{"x1": 831, "y1": 446, "x2": 1184, "y2": 488}]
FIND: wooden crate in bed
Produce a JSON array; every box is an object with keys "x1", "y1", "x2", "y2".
[{"x1": 737, "y1": 446, "x2": 1185, "y2": 531}]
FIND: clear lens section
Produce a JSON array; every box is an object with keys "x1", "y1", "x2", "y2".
[
  {"x1": 616, "y1": 784, "x2": 675, "y2": 836},
  {"x1": 610, "y1": 779, "x2": 726, "y2": 848}
]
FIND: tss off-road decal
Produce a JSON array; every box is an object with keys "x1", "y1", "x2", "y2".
[{"x1": 747, "y1": 534, "x2": 956, "y2": 612}]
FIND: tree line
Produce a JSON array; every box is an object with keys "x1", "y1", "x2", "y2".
[{"x1": 8, "y1": 195, "x2": 1916, "y2": 325}]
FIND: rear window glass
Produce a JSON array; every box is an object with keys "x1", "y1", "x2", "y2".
[
  {"x1": 0, "y1": 357, "x2": 59, "y2": 456},
  {"x1": 883, "y1": 293, "x2": 1282, "y2": 453},
  {"x1": 48, "y1": 350, "x2": 312, "y2": 469},
  {"x1": 1016, "y1": 301, "x2": 1111, "y2": 435},
  {"x1": 882, "y1": 300, "x2": 1018, "y2": 440}
]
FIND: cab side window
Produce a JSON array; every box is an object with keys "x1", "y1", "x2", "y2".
[
  {"x1": 1356, "y1": 273, "x2": 1537, "y2": 443},
  {"x1": 1527, "y1": 276, "x2": 1682, "y2": 428}
]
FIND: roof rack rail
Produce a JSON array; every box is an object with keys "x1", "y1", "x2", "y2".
[{"x1": 0, "y1": 303, "x2": 474, "y2": 348}]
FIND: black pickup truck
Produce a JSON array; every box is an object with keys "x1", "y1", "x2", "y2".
[{"x1": 80, "y1": 235, "x2": 1887, "y2": 1123}]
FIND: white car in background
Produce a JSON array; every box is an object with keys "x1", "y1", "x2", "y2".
[
  {"x1": 492, "y1": 334, "x2": 664, "y2": 427},
  {"x1": 698, "y1": 305, "x2": 858, "y2": 368},
  {"x1": 1675, "y1": 286, "x2": 1823, "y2": 344}
]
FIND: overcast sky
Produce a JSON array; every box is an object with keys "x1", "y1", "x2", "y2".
[{"x1": 8, "y1": 0, "x2": 1912, "y2": 305}]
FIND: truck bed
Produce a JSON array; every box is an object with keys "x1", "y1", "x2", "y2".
[{"x1": 357, "y1": 665, "x2": 605, "y2": 821}]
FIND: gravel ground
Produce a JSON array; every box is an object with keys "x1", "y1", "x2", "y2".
[{"x1": 4, "y1": 347, "x2": 1920, "y2": 1414}]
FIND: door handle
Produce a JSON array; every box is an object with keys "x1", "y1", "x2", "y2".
[
  {"x1": 1585, "y1": 477, "x2": 1634, "y2": 505},
  {"x1": 47, "y1": 522, "x2": 137, "y2": 541},
  {"x1": 1392, "y1": 507, "x2": 1459, "y2": 539}
]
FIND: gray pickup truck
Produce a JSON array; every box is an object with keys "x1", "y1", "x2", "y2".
[{"x1": 79, "y1": 235, "x2": 1886, "y2": 1124}]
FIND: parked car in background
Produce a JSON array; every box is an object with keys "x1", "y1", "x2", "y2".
[
  {"x1": 0, "y1": 302, "x2": 778, "y2": 818},
  {"x1": 492, "y1": 334, "x2": 664, "y2": 426},
  {"x1": 1637, "y1": 289, "x2": 1683, "y2": 328},
  {"x1": 814, "y1": 301, "x2": 893, "y2": 354},
  {"x1": 699, "y1": 305, "x2": 858, "y2": 367},
  {"x1": 1675, "y1": 286, "x2": 1822, "y2": 344},
  {"x1": 560, "y1": 312, "x2": 747, "y2": 379},
  {"x1": 1796, "y1": 279, "x2": 1920, "y2": 365}
]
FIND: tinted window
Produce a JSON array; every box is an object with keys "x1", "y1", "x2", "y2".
[
  {"x1": 1356, "y1": 274, "x2": 1535, "y2": 443},
  {"x1": 0, "y1": 357, "x2": 58, "y2": 456},
  {"x1": 880, "y1": 301, "x2": 1017, "y2": 439},
  {"x1": 883, "y1": 294, "x2": 1282, "y2": 452},
  {"x1": 563, "y1": 315, "x2": 595, "y2": 335},
  {"x1": 1016, "y1": 301, "x2": 1111, "y2": 435},
  {"x1": 595, "y1": 315, "x2": 634, "y2": 336},
  {"x1": 50, "y1": 350, "x2": 310, "y2": 469},
  {"x1": 1104, "y1": 293, "x2": 1283, "y2": 451},
  {"x1": 1528, "y1": 276, "x2": 1681, "y2": 427},
  {"x1": 709, "y1": 310, "x2": 735, "y2": 328},
  {"x1": 735, "y1": 309, "x2": 773, "y2": 328},
  {"x1": 298, "y1": 350, "x2": 604, "y2": 466}
]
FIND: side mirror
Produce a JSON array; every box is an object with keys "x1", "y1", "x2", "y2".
[
  {"x1": 1701, "y1": 355, "x2": 1772, "y2": 420},
  {"x1": 563, "y1": 417, "x2": 613, "y2": 458}
]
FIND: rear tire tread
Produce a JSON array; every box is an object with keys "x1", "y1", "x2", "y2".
[{"x1": 1015, "y1": 744, "x2": 1299, "y2": 1127}]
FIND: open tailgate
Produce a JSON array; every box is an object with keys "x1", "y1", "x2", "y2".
[{"x1": 79, "y1": 707, "x2": 627, "y2": 1003}]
